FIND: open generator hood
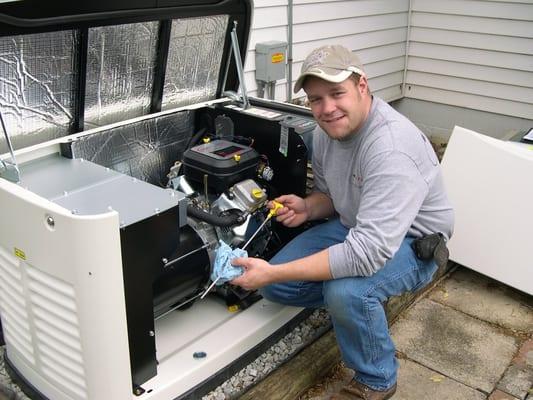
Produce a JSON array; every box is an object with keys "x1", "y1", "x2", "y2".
[{"x1": 0, "y1": 0, "x2": 252, "y2": 153}]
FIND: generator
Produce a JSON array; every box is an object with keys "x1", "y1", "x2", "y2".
[{"x1": 0, "y1": 1, "x2": 317, "y2": 399}]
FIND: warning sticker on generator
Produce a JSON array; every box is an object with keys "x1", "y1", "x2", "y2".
[{"x1": 14, "y1": 247, "x2": 26, "y2": 260}]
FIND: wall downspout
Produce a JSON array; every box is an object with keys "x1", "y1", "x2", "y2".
[
  {"x1": 401, "y1": 0, "x2": 413, "y2": 98},
  {"x1": 287, "y1": 0, "x2": 293, "y2": 102}
]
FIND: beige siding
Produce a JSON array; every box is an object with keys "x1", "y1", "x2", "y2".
[
  {"x1": 245, "y1": 0, "x2": 409, "y2": 102},
  {"x1": 245, "y1": 1, "x2": 289, "y2": 101},
  {"x1": 405, "y1": 0, "x2": 533, "y2": 119},
  {"x1": 246, "y1": 0, "x2": 533, "y2": 120}
]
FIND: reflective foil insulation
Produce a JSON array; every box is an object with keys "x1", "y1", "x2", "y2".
[
  {"x1": 0, "y1": 31, "x2": 79, "y2": 153},
  {"x1": 67, "y1": 111, "x2": 194, "y2": 187},
  {"x1": 0, "y1": 15, "x2": 228, "y2": 154},
  {"x1": 84, "y1": 22, "x2": 159, "y2": 129},
  {"x1": 162, "y1": 15, "x2": 228, "y2": 111}
]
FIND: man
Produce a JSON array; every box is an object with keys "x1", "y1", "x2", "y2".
[{"x1": 232, "y1": 45, "x2": 454, "y2": 400}]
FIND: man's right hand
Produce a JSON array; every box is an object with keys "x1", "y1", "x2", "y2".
[{"x1": 269, "y1": 194, "x2": 309, "y2": 228}]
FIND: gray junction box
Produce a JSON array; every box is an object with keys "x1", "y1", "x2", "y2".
[{"x1": 255, "y1": 41, "x2": 287, "y2": 82}]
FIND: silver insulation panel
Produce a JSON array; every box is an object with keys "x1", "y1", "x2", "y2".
[
  {"x1": 84, "y1": 22, "x2": 159, "y2": 129},
  {"x1": 68, "y1": 110, "x2": 194, "y2": 187},
  {"x1": 0, "y1": 31, "x2": 78, "y2": 153},
  {"x1": 0, "y1": 15, "x2": 229, "y2": 155},
  {"x1": 162, "y1": 15, "x2": 228, "y2": 111}
]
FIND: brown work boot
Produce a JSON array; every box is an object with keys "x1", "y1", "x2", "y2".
[{"x1": 330, "y1": 380, "x2": 397, "y2": 400}]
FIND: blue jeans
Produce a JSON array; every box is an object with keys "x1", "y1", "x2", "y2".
[{"x1": 261, "y1": 218, "x2": 437, "y2": 390}]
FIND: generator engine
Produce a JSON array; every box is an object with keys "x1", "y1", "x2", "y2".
[{"x1": 154, "y1": 139, "x2": 274, "y2": 316}]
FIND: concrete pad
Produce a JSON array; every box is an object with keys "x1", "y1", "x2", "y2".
[
  {"x1": 391, "y1": 298, "x2": 518, "y2": 393},
  {"x1": 429, "y1": 267, "x2": 533, "y2": 333},
  {"x1": 497, "y1": 364, "x2": 533, "y2": 399},
  {"x1": 395, "y1": 358, "x2": 485, "y2": 400}
]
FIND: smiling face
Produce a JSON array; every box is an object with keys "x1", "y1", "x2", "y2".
[{"x1": 303, "y1": 75, "x2": 372, "y2": 141}]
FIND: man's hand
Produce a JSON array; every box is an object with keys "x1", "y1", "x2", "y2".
[
  {"x1": 231, "y1": 249, "x2": 333, "y2": 290},
  {"x1": 270, "y1": 194, "x2": 309, "y2": 228},
  {"x1": 230, "y1": 257, "x2": 274, "y2": 290}
]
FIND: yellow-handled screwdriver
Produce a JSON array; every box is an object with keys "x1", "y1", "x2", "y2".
[{"x1": 241, "y1": 200, "x2": 283, "y2": 250}]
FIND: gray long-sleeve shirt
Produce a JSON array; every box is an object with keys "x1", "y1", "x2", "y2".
[{"x1": 312, "y1": 97, "x2": 454, "y2": 278}]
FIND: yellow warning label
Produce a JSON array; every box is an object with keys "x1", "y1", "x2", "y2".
[
  {"x1": 271, "y1": 53, "x2": 284, "y2": 63},
  {"x1": 14, "y1": 247, "x2": 26, "y2": 260}
]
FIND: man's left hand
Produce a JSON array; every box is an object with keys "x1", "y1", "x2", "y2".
[{"x1": 230, "y1": 257, "x2": 274, "y2": 290}]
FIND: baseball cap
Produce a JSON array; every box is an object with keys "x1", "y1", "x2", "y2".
[{"x1": 294, "y1": 45, "x2": 365, "y2": 93}]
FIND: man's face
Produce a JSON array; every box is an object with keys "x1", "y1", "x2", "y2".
[{"x1": 304, "y1": 75, "x2": 371, "y2": 141}]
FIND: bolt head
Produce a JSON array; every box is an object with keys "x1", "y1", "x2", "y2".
[{"x1": 193, "y1": 351, "x2": 207, "y2": 359}]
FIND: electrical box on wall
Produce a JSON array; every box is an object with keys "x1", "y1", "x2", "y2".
[{"x1": 255, "y1": 41, "x2": 287, "y2": 82}]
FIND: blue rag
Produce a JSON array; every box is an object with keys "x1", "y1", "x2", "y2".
[{"x1": 211, "y1": 240, "x2": 248, "y2": 284}]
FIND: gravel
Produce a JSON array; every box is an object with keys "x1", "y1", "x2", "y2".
[
  {"x1": 0, "y1": 348, "x2": 27, "y2": 400},
  {"x1": 202, "y1": 308, "x2": 331, "y2": 400},
  {"x1": 0, "y1": 308, "x2": 331, "y2": 400}
]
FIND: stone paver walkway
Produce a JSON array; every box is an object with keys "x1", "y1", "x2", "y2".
[{"x1": 302, "y1": 266, "x2": 533, "y2": 400}]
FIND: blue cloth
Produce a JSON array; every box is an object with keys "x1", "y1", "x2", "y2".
[
  {"x1": 260, "y1": 218, "x2": 437, "y2": 391},
  {"x1": 211, "y1": 240, "x2": 247, "y2": 284}
]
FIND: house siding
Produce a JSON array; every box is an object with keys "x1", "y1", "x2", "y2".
[
  {"x1": 245, "y1": 0, "x2": 409, "y2": 102},
  {"x1": 404, "y1": 0, "x2": 533, "y2": 119},
  {"x1": 246, "y1": 0, "x2": 533, "y2": 120}
]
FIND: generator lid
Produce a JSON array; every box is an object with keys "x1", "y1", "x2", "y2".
[{"x1": 0, "y1": 0, "x2": 252, "y2": 153}]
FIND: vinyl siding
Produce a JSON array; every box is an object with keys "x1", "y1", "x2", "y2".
[
  {"x1": 246, "y1": 0, "x2": 533, "y2": 120},
  {"x1": 404, "y1": 0, "x2": 533, "y2": 119},
  {"x1": 245, "y1": 0, "x2": 409, "y2": 102}
]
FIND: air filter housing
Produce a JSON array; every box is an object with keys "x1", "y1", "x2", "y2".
[{"x1": 183, "y1": 139, "x2": 260, "y2": 193}]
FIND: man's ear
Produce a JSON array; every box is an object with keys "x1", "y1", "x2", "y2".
[{"x1": 358, "y1": 75, "x2": 369, "y2": 95}]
